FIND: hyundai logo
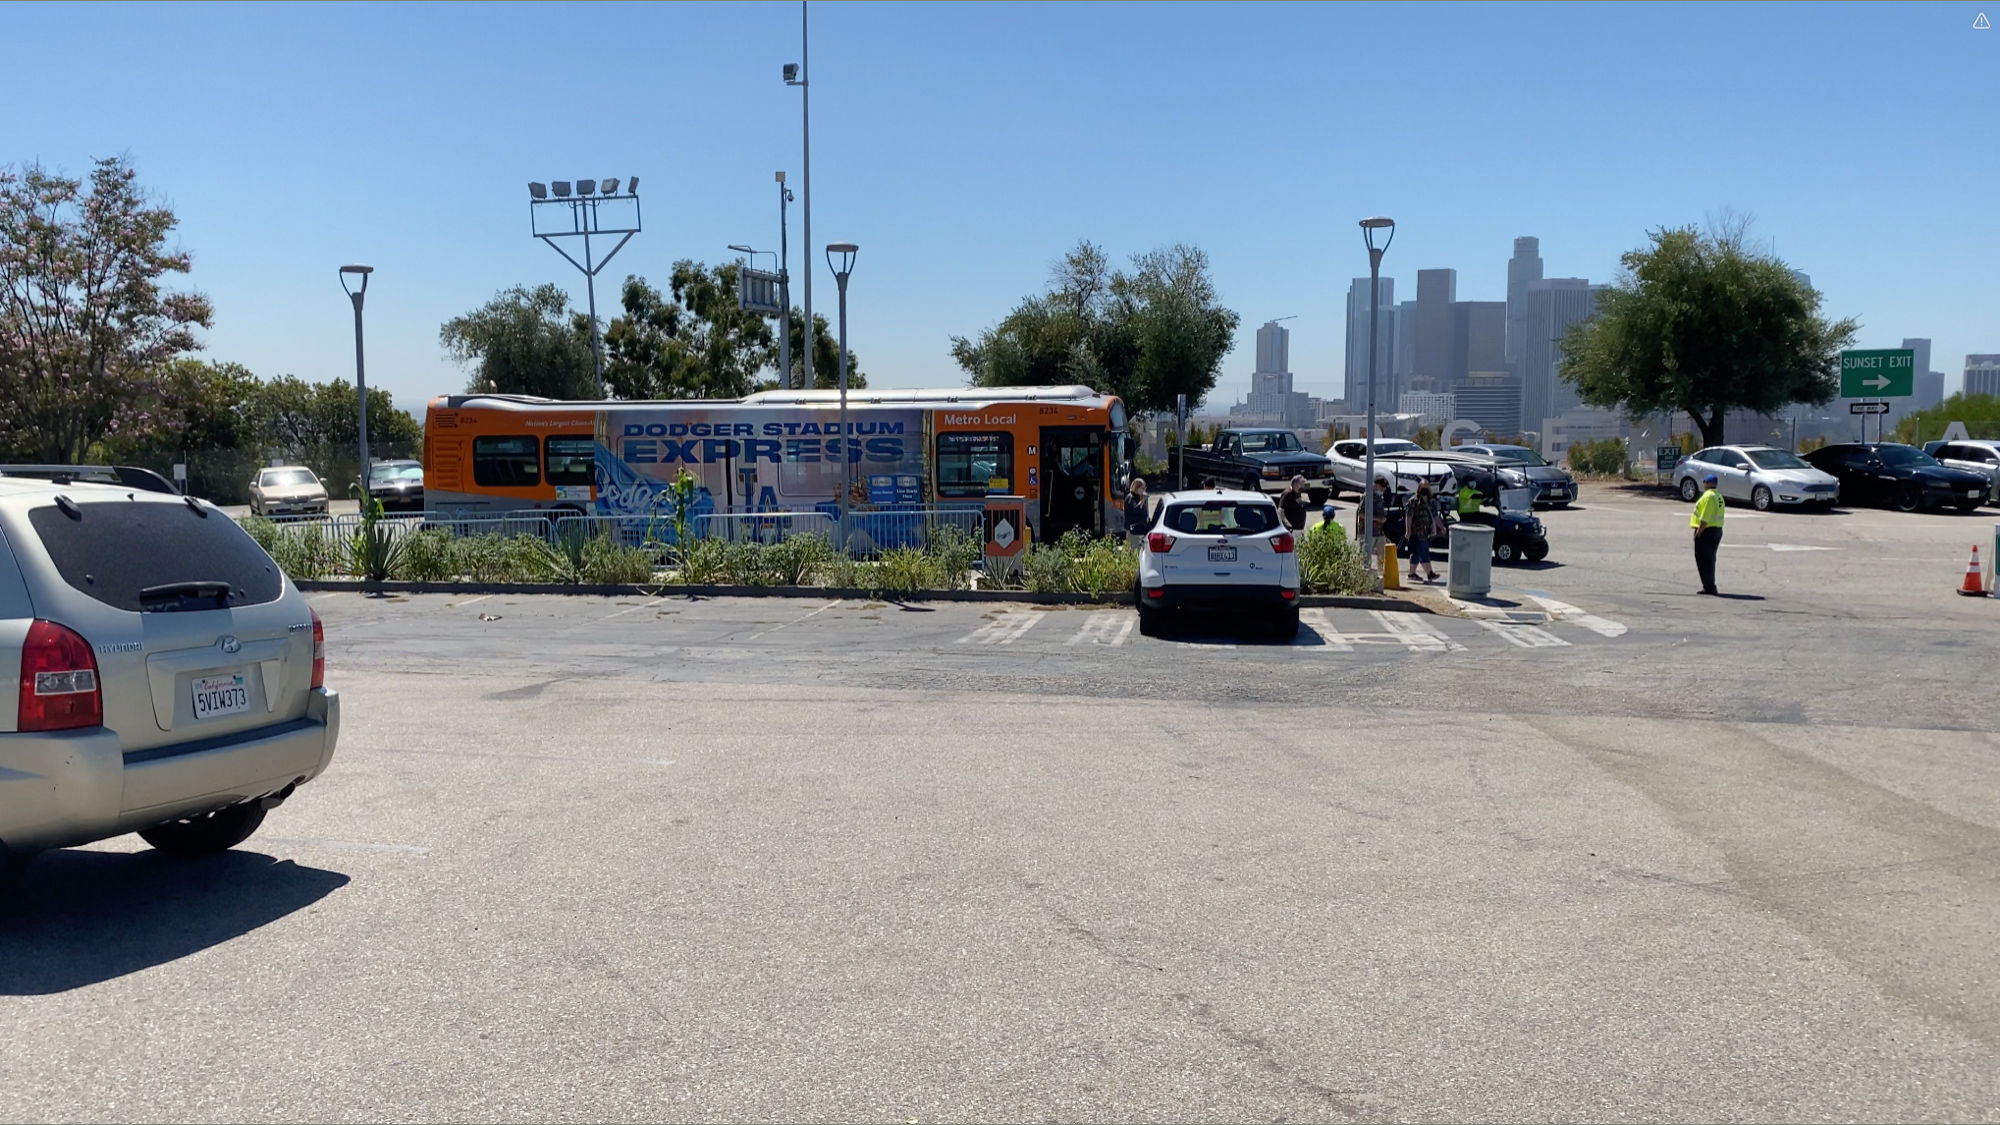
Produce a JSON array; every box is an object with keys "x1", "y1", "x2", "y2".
[{"x1": 217, "y1": 635, "x2": 242, "y2": 654}]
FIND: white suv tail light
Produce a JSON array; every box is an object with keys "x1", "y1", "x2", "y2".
[
  {"x1": 310, "y1": 607, "x2": 325, "y2": 689},
  {"x1": 18, "y1": 619, "x2": 102, "y2": 732}
]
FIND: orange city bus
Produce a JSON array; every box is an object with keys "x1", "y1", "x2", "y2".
[{"x1": 421, "y1": 386, "x2": 1132, "y2": 542}]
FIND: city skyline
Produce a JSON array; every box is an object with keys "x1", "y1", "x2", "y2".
[{"x1": 4, "y1": 2, "x2": 1992, "y2": 418}]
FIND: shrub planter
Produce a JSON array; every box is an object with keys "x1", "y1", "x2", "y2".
[{"x1": 291, "y1": 577, "x2": 1432, "y2": 612}]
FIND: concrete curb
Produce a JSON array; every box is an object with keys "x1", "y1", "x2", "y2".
[{"x1": 292, "y1": 579, "x2": 1435, "y2": 614}]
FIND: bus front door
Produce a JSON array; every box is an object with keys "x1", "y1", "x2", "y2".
[{"x1": 1040, "y1": 426, "x2": 1105, "y2": 540}]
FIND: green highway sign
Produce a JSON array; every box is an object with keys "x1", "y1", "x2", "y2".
[{"x1": 1839, "y1": 349, "x2": 1915, "y2": 398}]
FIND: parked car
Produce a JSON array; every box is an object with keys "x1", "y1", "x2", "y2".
[
  {"x1": 1453, "y1": 444, "x2": 1578, "y2": 507},
  {"x1": 366, "y1": 459, "x2": 425, "y2": 513},
  {"x1": 1134, "y1": 489, "x2": 1300, "y2": 638},
  {"x1": 1166, "y1": 429, "x2": 1334, "y2": 500},
  {"x1": 1922, "y1": 440, "x2": 2000, "y2": 504},
  {"x1": 0, "y1": 469, "x2": 339, "y2": 880},
  {"x1": 248, "y1": 465, "x2": 328, "y2": 517},
  {"x1": 1325, "y1": 438, "x2": 1461, "y2": 497},
  {"x1": 1801, "y1": 442, "x2": 1989, "y2": 512},
  {"x1": 1673, "y1": 445, "x2": 1840, "y2": 510}
]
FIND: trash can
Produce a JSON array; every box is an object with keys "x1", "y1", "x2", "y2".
[{"x1": 1448, "y1": 522, "x2": 1494, "y2": 598}]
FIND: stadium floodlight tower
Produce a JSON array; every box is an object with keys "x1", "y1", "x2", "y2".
[{"x1": 527, "y1": 176, "x2": 641, "y2": 397}]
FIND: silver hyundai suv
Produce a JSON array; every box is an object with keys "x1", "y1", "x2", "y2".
[{"x1": 0, "y1": 468, "x2": 339, "y2": 879}]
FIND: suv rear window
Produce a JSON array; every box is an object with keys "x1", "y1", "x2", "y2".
[
  {"x1": 28, "y1": 500, "x2": 284, "y2": 612},
  {"x1": 1162, "y1": 500, "x2": 1279, "y2": 535}
]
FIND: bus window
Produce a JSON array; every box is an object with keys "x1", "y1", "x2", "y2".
[
  {"x1": 937, "y1": 433, "x2": 1012, "y2": 497},
  {"x1": 472, "y1": 435, "x2": 541, "y2": 488},
  {"x1": 545, "y1": 436, "x2": 594, "y2": 487}
]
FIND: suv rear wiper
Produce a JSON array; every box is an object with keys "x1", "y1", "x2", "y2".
[{"x1": 139, "y1": 580, "x2": 235, "y2": 611}]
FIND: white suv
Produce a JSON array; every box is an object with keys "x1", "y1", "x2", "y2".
[
  {"x1": 0, "y1": 469, "x2": 339, "y2": 881},
  {"x1": 1135, "y1": 489, "x2": 1301, "y2": 638}
]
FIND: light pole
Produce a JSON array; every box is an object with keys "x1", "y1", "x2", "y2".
[
  {"x1": 826, "y1": 242, "x2": 857, "y2": 538},
  {"x1": 527, "y1": 177, "x2": 640, "y2": 397},
  {"x1": 338, "y1": 264, "x2": 373, "y2": 493},
  {"x1": 1360, "y1": 217, "x2": 1395, "y2": 583},
  {"x1": 785, "y1": 7, "x2": 814, "y2": 392},
  {"x1": 777, "y1": 171, "x2": 793, "y2": 388}
]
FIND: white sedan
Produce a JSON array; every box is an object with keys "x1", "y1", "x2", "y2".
[{"x1": 1135, "y1": 489, "x2": 1300, "y2": 638}]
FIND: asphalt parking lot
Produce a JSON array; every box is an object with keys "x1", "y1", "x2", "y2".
[{"x1": 5, "y1": 483, "x2": 2000, "y2": 1123}]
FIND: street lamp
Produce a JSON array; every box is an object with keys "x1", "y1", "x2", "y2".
[
  {"x1": 786, "y1": 3, "x2": 814, "y2": 394},
  {"x1": 1359, "y1": 216, "x2": 1395, "y2": 584},
  {"x1": 338, "y1": 264, "x2": 373, "y2": 494},
  {"x1": 826, "y1": 241, "x2": 857, "y2": 539}
]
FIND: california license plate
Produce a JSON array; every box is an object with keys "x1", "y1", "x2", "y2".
[
  {"x1": 1208, "y1": 545, "x2": 1237, "y2": 562},
  {"x1": 192, "y1": 673, "x2": 251, "y2": 720}
]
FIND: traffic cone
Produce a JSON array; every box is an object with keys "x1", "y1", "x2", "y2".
[{"x1": 1959, "y1": 545, "x2": 1987, "y2": 597}]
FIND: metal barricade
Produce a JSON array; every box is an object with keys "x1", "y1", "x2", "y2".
[
  {"x1": 550, "y1": 515, "x2": 677, "y2": 551},
  {"x1": 693, "y1": 510, "x2": 837, "y2": 545},
  {"x1": 812, "y1": 504, "x2": 986, "y2": 555}
]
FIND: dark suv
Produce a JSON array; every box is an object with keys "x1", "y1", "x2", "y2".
[{"x1": 1801, "y1": 442, "x2": 1989, "y2": 512}]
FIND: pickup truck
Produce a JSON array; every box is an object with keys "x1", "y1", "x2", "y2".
[{"x1": 1165, "y1": 428, "x2": 1335, "y2": 500}]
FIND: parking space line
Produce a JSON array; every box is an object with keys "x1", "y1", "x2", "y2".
[
  {"x1": 1477, "y1": 619, "x2": 1570, "y2": 648},
  {"x1": 1372, "y1": 610, "x2": 1466, "y2": 653},
  {"x1": 957, "y1": 609, "x2": 1043, "y2": 645},
  {"x1": 745, "y1": 599, "x2": 844, "y2": 641},
  {"x1": 1068, "y1": 614, "x2": 1136, "y2": 646}
]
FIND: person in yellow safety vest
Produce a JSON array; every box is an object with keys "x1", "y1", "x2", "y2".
[
  {"x1": 1691, "y1": 471, "x2": 1725, "y2": 595},
  {"x1": 1455, "y1": 480, "x2": 1480, "y2": 517}
]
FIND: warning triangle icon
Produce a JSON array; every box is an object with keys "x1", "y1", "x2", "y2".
[{"x1": 1977, "y1": 12, "x2": 1992, "y2": 28}]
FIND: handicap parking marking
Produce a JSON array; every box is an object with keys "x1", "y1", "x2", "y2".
[
  {"x1": 956, "y1": 609, "x2": 1044, "y2": 645},
  {"x1": 1476, "y1": 619, "x2": 1570, "y2": 648},
  {"x1": 1068, "y1": 613, "x2": 1136, "y2": 646}
]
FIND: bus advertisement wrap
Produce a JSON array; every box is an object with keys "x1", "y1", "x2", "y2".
[{"x1": 592, "y1": 406, "x2": 929, "y2": 518}]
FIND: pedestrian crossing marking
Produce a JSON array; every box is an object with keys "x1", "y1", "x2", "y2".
[
  {"x1": 1068, "y1": 614, "x2": 1136, "y2": 646},
  {"x1": 1299, "y1": 609, "x2": 1353, "y2": 652},
  {"x1": 956, "y1": 610, "x2": 1043, "y2": 645},
  {"x1": 1525, "y1": 595, "x2": 1628, "y2": 638},
  {"x1": 1476, "y1": 619, "x2": 1570, "y2": 648},
  {"x1": 1372, "y1": 610, "x2": 1467, "y2": 653}
]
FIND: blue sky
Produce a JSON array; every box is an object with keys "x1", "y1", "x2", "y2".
[{"x1": 6, "y1": 1, "x2": 1994, "y2": 416}]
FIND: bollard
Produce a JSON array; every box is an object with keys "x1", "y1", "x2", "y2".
[{"x1": 1382, "y1": 542, "x2": 1401, "y2": 590}]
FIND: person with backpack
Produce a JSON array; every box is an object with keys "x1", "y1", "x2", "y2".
[{"x1": 1403, "y1": 480, "x2": 1441, "y2": 584}]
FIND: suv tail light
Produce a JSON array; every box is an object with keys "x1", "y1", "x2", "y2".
[
  {"x1": 1271, "y1": 532, "x2": 1296, "y2": 554},
  {"x1": 1146, "y1": 532, "x2": 1176, "y2": 554},
  {"x1": 19, "y1": 619, "x2": 102, "y2": 732},
  {"x1": 310, "y1": 607, "x2": 325, "y2": 689}
]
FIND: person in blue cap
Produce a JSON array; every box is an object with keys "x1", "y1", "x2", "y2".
[{"x1": 1691, "y1": 471, "x2": 1726, "y2": 594}]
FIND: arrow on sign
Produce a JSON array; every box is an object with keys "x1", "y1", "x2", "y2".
[{"x1": 1861, "y1": 374, "x2": 1891, "y2": 390}]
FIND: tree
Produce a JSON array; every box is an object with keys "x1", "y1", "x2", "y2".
[
  {"x1": 96, "y1": 358, "x2": 257, "y2": 460},
  {"x1": 440, "y1": 283, "x2": 597, "y2": 399},
  {"x1": 768, "y1": 308, "x2": 866, "y2": 392},
  {"x1": 1894, "y1": 394, "x2": 2000, "y2": 444},
  {"x1": 950, "y1": 240, "x2": 1238, "y2": 419},
  {"x1": 1558, "y1": 225, "x2": 1856, "y2": 447},
  {"x1": 603, "y1": 261, "x2": 777, "y2": 399},
  {"x1": 0, "y1": 157, "x2": 213, "y2": 460}
]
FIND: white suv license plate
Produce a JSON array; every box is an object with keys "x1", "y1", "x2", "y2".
[
  {"x1": 193, "y1": 673, "x2": 251, "y2": 720},
  {"x1": 1208, "y1": 545, "x2": 1237, "y2": 563}
]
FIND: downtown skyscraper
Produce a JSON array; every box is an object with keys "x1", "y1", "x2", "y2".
[{"x1": 1343, "y1": 276, "x2": 1396, "y2": 410}]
